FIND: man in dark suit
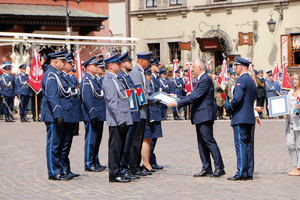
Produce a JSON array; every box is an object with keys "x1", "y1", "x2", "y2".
[
  {"x1": 168, "y1": 58, "x2": 225, "y2": 178},
  {"x1": 226, "y1": 57, "x2": 256, "y2": 181}
]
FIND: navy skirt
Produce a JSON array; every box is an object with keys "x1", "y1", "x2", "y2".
[{"x1": 144, "y1": 121, "x2": 163, "y2": 139}]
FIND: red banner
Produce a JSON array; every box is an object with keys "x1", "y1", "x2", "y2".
[
  {"x1": 218, "y1": 59, "x2": 227, "y2": 90},
  {"x1": 75, "y1": 50, "x2": 83, "y2": 83},
  {"x1": 172, "y1": 59, "x2": 178, "y2": 79},
  {"x1": 28, "y1": 49, "x2": 43, "y2": 94},
  {"x1": 281, "y1": 62, "x2": 293, "y2": 90},
  {"x1": 273, "y1": 61, "x2": 279, "y2": 81},
  {"x1": 185, "y1": 62, "x2": 192, "y2": 94}
]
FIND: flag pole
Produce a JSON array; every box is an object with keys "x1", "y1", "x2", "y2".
[{"x1": 35, "y1": 93, "x2": 38, "y2": 120}]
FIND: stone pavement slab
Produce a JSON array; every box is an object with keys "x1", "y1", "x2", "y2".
[{"x1": 0, "y1": 119, "x2": 299, "y2": 199}]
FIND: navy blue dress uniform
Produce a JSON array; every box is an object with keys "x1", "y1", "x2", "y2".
[
  {"x1": 255, "y1": 70, "x2": 266, "y2": 119},
  {"x1": 41, "y1": 50, "x2": 74, "y2": 180},
  {"x1": 80, "y1": 56, "x2": 106, "y2": 172},
  {"x1": 177, "y1": 71, "x2": 225, "y2": 177},
  {"x1": 1, "y1": 65, "x2": 16, "y2": 122},
  {"x1": 59, "y1": 54, "x2": 82, "y2": 177},
  {"x1": 129, "y1": 51, "x2": 159, "y2": 175},
  {"x1": 102, "y1": 54, "x2": 133, "y2": 182},
  {"x1": 159, "y1": 69, "x2": 170, "y2": 120},
  {"x1": 0, "y1": 73, "x2": 3, "y2": 120},
  {"x1": 70, "y1": 67, "x2": 81, "y2": 136},
  {"x1": 15, "y1": 64, "x2": 32, "y2": 122},
  {"x1": 226, "y1": 57, "x2": 256, "y2": 180},
  {"x1": 170, "y1": 70, "x2": 185, "y2": 120},
  {"x1": 117, "y1": 51, "x2": 142, "y2": 176}
]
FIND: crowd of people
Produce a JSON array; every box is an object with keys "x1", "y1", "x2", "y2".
[{"x1": 1, "y1": 50, "x2": 300, "y2": 183}]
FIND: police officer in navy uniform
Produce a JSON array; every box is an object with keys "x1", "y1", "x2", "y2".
[
  {"x1": 69, "y1": 67, "x2": 80, "y2": 136},
  {"x1": 15, "y1": 64, "x2": 31, "y2": 122},
  {"x1": 0, "y1": 72, "x2": 3, "y2": 120},
  {"x1": 159, "y1": 69, "x2": 170, "y2": 121},
  {"x1": 41, "y1": 50, "x2": 73, "y2": 180},
  {"x1": 80, "y1": 56, "x2": 106, "y2": 172},
  {"x1": 129, "y1": 51, "x2": 160, "y2": 176},
  {"x1": 59, "y1": 53, "x2": 82, "y2": 178},
  {"x1": 117, "y1": 51, "x2": 141, "y2": 179},
  {"x1": 149, "y1": 58, "x2": 164, "y2": 170},
  {"x1": 170, "y1": 69, "x2": 185, "y2": 120},
  {"x1": 103, "y1": 53, "x2": 133, "y2": 183},
  {"x1": 141, "y1": 68, "x2": 163, "y2": 172},
  {"x1": 226, "y1": 57, "x2": 256, "y2": 181},
  {"x1": 1, "y1": 65, "x2": 15, "y2": 122}
]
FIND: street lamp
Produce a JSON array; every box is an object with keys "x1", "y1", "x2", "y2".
[
  {"x1": 53, "y1": 0, "x2": 81, "y2": 36},
  {"x1": 267, "y1": 6, "x2": 284, "y2": 33}
]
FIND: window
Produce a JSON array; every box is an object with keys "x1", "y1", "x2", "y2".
[
  {"x1": 146, "y1": 0, "x2": 158, "y2": 7},
  {"x1": 213, "y1": 0, "x2": 226, "y2": 2},
  {"x1": 169, "y1": 42, "x2": 181, "y2": 61},
  {"x1": 148, "y1": 43, "x2": 160, "y2": 61},
  {"x1": 170, "y1": 0, "x2": 182, "y2": 5}
]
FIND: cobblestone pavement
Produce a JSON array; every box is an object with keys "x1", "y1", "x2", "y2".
[{"x1": 0, "y1": 117, "x2": 299, "y2": 199}]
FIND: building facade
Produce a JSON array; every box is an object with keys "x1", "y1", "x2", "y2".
[{"x1": 130, "y1": 0, "x2": 300, "y2": 73}]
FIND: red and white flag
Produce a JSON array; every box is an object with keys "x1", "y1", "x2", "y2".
[
  {"x1": 207, "y1": 60, "x2": 212, "y2": 71},
  {"x1": 75, "y1": 50, "x2": 83, "y2": 83},
  {"x1": 185, "y1": 62, "x2": 193, "y2": 94},
  {"x1": 247, "y1": 57, "x2": 253, "y2": 71},
  {"x1": 273, "y1": 61, "x2": 279, "y2": 81},
  {"x1": 218, "y1": 59, "x2": 227, "y2": 90},
  {"x1": 281, "y1": 61, "x2": 293, "y2": 90},
  {"x1": 28, "y1": 49, "x2": 44, "y2": 94},
  {"x1": 172, "y1": 59, "x2": 178, "y2": 79}
]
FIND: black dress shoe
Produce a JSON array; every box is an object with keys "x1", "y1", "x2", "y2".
[
  {"x1": 62, "y1": 171, "x2": 76, "y2": 179},
  {"x1": 193, "y1": 170, "x2": 213, "y2": 177},
  {"x1": 96, "y1": 165, "x2": 106, "y2": 172},
  {"x1": 151, "y1": 164, "x2": 164, "y2": 170},
  {"x1": 123, "y1": 172, "x2": 140, "y2": 179},
  {"x1": 38, "y1": 117, "x2": 42, "y2": 122},
  {"x1": 227, "y1": 175, "x2": 248, "y2": 181},
  {"x1": 49, "y1": 174, "x2": 73, "y2": 181},
  {"x1": 247, "y1": 176, "x2": 253, "y2": 180},
  {"x1": 142, "y1": 169, "x2": 152, "y2": 175},
  {"x1": 210, "y1": 169, "x2": 226, "y2": 177},
  {"x1": 132, "y1": 170, "x2": 148, "y2": 176},
  {"x1": 32, "y1": 117, "x2": 37, "y2": 122},
  {"x1": 85, "y1": 166, "x2": 101, "y2": 172},
  {"x1": 68, "y1": 171, "x2": 80, "y2": 177},
  {"x1": 109, "y1": 176, "x2": 131, "y2": 183},
  {"x1": 142, "y1": 165, "x2": 157, "y2": 172}
]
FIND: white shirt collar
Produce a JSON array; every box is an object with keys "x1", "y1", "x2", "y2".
[
  {"x1": 152, "y1": 73, "x2": 157, "y2": 79},
  {"x1": 197, "y1": 71, "x2": 205, "y2": 81},
  {"x1": 240, "y1": 72, "x2": 249, "y2": 77}
]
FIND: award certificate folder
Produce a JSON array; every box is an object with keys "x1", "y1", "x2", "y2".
[
  {"x1": 135, "y1": 83, "x2": 148, "y2": 106},
  {"x1": 268, "y1": 95, "x2": 288, "y2": 117},
  {"x1": 151, "y1": 91, "x2": 180, "y2": 105},
  {"x1": 126, "y1": 89, "x2": 139, "y2": 112}
]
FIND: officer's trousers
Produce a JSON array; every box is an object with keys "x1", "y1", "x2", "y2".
[
  {"x1": 149, "y1": 138, "x2": 158, "y2": 165},
  {"x1": 120, "y1": 125, "x2": 134, "y2": 173},
  {"x1": 19, "y1": 95, "x2": 30, "y2": 115},
  {"x1": 84, "y1": 121, "x2": 103, "y2": 169},
  {"x1": 3, "y1": 96, "x2": 13, "y2": 114},
  {"x1": 60, "y1": 123, "x2": 75, "y2": 172},
  {"x1": 160, "y1": 104, "x2": 167, "y2": 119},
  {"x1": 31, "y1": 94, "x2": 42, "y2": 117},
  {"x1": 45, "y1": 122, "x2": 65, "y2": 177},
  {"x1": 128, "y1": 119, "x2": 146, "y2": 173},
  {"x1": 0, "y1": 96, "x2": 3, "y2": 115},
  {"x1": 108, "y1": 126, "x2": 127, "y2": 178},
  {"x1": 233, "y1": 124, "x2": 253, "y2": 177}
]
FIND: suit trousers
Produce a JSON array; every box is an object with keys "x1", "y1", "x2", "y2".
[
  {"x1": 0, "y1": 96, "x2": 3, "y2": 115},
  {"x1": 60, "y1": 123, "x2": 75, "y2": 172},
  {"x1": 256, "y1": 96, "x2": 265, "y2": 115},
  {"x1": 45, "y1": 122, "x2": 65, "y2": 177},
  {"x1": 84, "y1": 121, "x2": 103, "y2": 170},
  {"x1": 233, "y1": 124, "x2": 253, "y2": 177},
  {"x1": 250, "y1": 124, "x2": 255, "y2": 173},
  {"x1": 108, "y1": 126, "x2": 127, "y2": 178},
  {"x1": 120, "y1": 125, "x2": 134, "y2": 173},
  {"x1": 195, "y1": 121, "x2": 224, "y2": 171},
  {"x1": 19, "y1": 95, "x2": 30, "y2": 115},
  {"x1": 128, "y1": 119, "x2": 146, "y2": 173},
  {"x1": 31, "y1": 94, "x2": 42, "y2": 116}
]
